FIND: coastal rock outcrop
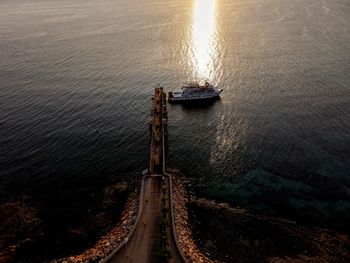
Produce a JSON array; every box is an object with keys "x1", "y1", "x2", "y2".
[
  {"x1": 190, "y1": 198, "x2": 350, "y2": 263},
  {"x1": 54, "y1": 182, "x2": 139, "y2": 263},
  {"x1": 170, "y1": 169, "x2": 350, "y2": 263},
  {"x1": 0, "y1": 201, "x2": 42, "y2": 263},
  {"x1": 0, "y1": 179, "x2": 140, "y2": 263}
]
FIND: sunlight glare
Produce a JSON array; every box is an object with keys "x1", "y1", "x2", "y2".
[{"x1": 191, "y1": 0, "x2": 217, "y2": 80}]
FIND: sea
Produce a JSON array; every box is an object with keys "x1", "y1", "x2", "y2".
[{"x1": 1, "y1": 0, "x2": 350, "y2": 231}]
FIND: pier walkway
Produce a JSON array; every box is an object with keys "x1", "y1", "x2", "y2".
[{"x1": 106, "y1": 87, "x2": 186, "y2": 263}]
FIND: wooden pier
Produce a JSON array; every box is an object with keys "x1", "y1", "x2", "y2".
[
  {"x1": 149, "y1": 86, "x2": 167, "y2": 175},
  {"x1": 106, "y1": 86, "x2": 186, "y2": 263}
]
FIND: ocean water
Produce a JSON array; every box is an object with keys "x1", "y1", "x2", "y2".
[{"x1": 1, "y1": 0, "x2": 350, "y2": 230}]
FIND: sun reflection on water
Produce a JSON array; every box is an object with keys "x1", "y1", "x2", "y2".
[{"x1": 190, "y1": 0, "x2": 217, "y2": 80}]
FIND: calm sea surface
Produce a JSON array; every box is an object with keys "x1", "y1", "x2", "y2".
[{"x1": 1, "y1": 0, "x2": 350, "y2": 229}]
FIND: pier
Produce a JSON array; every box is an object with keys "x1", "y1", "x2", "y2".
[{"x1": 105, "y1": 87, "x2": 186, "y2": 263}]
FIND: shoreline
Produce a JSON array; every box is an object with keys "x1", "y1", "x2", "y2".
[
  {"x1": 171, "y1": 170, "x2": 212, "y2": 263},
  {"x1": 60, "y1": 170, "x2": 350, "y2": 263},
  {"x1": 2, "y1": 171, "x2": 349, "y2": 263},
  {"x1": 53, "y1": 182, "x2": 140, "y2": 263},
  {"x1": 171, "y1": 170, "x2": 350, "y2": 263}
]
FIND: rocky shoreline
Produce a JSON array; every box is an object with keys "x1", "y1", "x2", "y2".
[
  {"x1": 2, "y1": 172, "x2": 349, "y2": 263},
  {"x1": 53, "y1": 187, "x2": 139, "y2": 263},
  {"x1": 171, "y1": 170, "x2": 350, "y2": 263},
  {"x1": 51, "y1": 190, "x2": 139, "y2": 263},
  {"x1": 190, "y1": 198, "x2": 350, "y2": 263},
  {"x1": 171, "y1": 170, "x2": 212, "y2": 263},
  {"x1": 0, "y1": 179, "x2": 140, "y2": 263}
]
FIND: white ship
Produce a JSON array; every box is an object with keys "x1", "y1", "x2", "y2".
[{"x1": 168, "y1": 82, "x2": 223, "y2": 103}]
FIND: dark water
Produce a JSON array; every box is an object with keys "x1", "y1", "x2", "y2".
[{"x1": 1, "y1": 0, "x2": 350, "y2": 230}]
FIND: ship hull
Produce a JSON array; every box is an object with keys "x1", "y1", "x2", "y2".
[{"x1": 168, "y1": 93, "x2": 221, "y2": 104}]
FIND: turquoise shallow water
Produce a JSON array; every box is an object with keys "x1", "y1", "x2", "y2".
[{"x1": 1, "y1": 0, "x2": 350, "y2": 230}]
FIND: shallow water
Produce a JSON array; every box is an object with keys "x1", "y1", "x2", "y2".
[{"x1": 1, "y1": 0, "x2": 350, "y2": 229}]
